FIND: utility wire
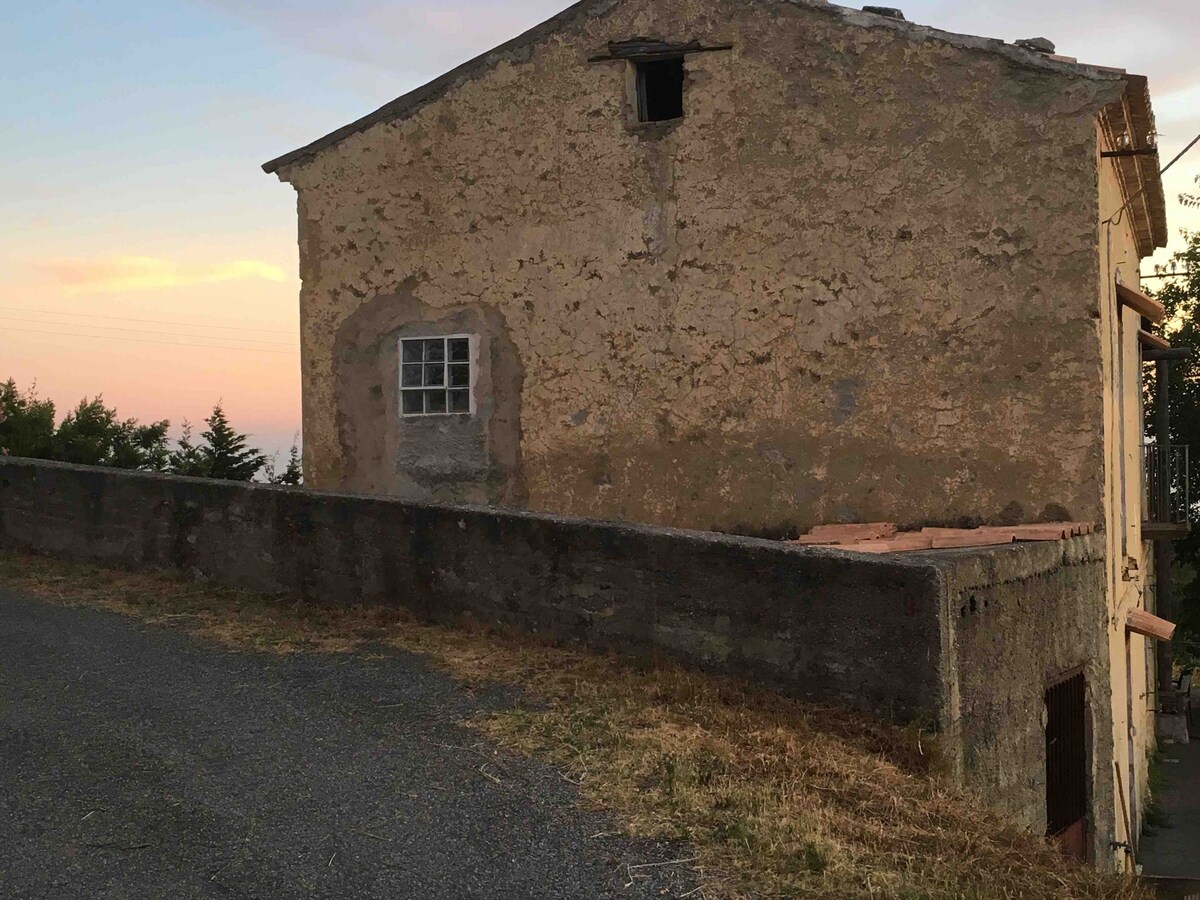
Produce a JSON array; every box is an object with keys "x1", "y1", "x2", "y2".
[
  {"x1": 0, "y1": 314, "x2": 296, "y2": 347},
  {"x1": 3, "y1": 325, "x2": 299, "y2": 355},
  {"x1": 0, "y1": 304, "x2": 297, "y2": 336},
  {"x1": 1105, "y1": 130, "x2": 1200, "y2": 227}
]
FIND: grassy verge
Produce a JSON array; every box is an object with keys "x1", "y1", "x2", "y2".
[{"x1": 0, "y1": 551, "x2": 1143, "y2": 900}]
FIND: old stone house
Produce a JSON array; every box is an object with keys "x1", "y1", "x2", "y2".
[{"x1": 264, "y1": 0, "x2": 1176, "y2": 871}]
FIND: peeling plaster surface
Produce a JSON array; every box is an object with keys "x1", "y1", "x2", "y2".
[{"x1": 278, "y1": 0, "x2": 1122, "y2": 534}]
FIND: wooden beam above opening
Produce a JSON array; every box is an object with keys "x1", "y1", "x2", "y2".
[
  {"x1": 1138, "y1": 330, "x2": 1171, "y2": 352},
  {"x1": 1117, "y1": 282, "x2": 1166, "y2": 323},
  {"x1": 1128, "y1": 608, "x2": 1177, "y2": 642},
  {"x1": 588, "y1": 39, "x2": 733, "y2": 62}
]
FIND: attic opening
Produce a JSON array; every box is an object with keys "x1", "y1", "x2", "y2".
[{"x1": 636, "y1": 58, "x2": 684, "y2": 123}]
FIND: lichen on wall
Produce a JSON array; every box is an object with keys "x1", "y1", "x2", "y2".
[{"x1": 276, "y1": 0, "x2": 1123, "y2": 534}]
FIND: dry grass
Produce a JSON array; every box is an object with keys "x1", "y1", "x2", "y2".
[{"x1": 0, "y1": 551, "x2": 1145, "y2": 900}]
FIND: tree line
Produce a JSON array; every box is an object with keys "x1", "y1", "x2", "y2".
[
  {"x1": 1146, "y1": 200, "x2": 1199, "y2": 657},
  {"x1": 0, "y1": 380, "x2": 301, "y2": 485}
]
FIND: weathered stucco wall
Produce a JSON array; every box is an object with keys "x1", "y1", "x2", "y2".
[
  {"x1": 275, "y1": 0, "x2": 1123, "y2": 535},
  {"x1": 933, "y1": 537, "x2": 1116, "y2": 865}
]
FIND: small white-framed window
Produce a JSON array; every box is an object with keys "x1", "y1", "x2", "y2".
[{"x1": 400, "y1": 335, "x2": 473, "y2": 416}]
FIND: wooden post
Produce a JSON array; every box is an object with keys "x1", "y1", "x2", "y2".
[{"x1": 1154, "y1": 357, "x2": 1176, "y2": 704}]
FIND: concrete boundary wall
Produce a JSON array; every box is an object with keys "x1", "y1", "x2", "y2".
[
  {"x1": 929, "y1": 537, "x2": 1115, "y2": 857},
  {"x1": 0, "y1": 458, "x2": 943, "y2": 721}
]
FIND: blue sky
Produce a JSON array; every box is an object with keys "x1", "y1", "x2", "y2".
[{"x1": 2, "y1": 0, "x2": 1197, "y2": 460}]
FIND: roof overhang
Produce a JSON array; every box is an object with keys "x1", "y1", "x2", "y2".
[
  {"x1": 1099, "y1": 74, "x2": 1169, "y2": 258},
  {"x1": 262, "y1": 0, "x2": 609, "y2": 176}
]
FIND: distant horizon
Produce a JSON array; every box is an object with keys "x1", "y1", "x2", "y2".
[
  {"x1": 3, "y1": 375, "x2": 301, "y2": 467},
  {"x1": 4, "y1": 0, "x2": 1198, "y2": 458}
]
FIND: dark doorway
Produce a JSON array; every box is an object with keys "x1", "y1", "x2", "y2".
[
  {"x1": 1046, "y1": 672, "x2": 1089, "y2": 861},
  {"x1": 636, "y1": 58, "x2": 684, "y2": 123}
]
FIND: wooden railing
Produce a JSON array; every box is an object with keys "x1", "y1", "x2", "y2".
[{"x1": 1144, "y1": 443, "x2": 1191, "y2": 538}]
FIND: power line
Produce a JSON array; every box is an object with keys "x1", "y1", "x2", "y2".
[
  {"x1": 0, "y1": 314, "x2": 296, "y2": 347},
  {"x1": 1105, "y1": 129, "x2": 1200, "y2": 227},
  {"x1": 3, "y1": 325, "x2": 300, "y2": 356},
  {"x1": 0, "y1": 304, "x2": 298, "y2": 336}
]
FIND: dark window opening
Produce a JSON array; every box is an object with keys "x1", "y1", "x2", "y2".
[
  {"x1": 636, "y1": 58, "x2": 684, "y2": 123},
  {"x1": 1045, "y1": 672, "x2": 1089, "y2": 861}
]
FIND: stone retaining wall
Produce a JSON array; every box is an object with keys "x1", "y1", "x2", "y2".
[{"x1": 0, "y1": 458, "x2": 941, "y2": 720}]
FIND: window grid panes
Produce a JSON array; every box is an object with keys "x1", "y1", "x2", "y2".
[{"x1": 401, "y1": 336, "x2": 471, "y2": 416}]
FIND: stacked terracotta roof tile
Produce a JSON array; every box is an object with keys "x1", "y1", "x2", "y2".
[{"x1": 790, "y1": 522, "x2": 1094, "y2": 554}]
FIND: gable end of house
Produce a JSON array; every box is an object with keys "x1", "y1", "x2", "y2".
[{"x1": 261, "y1": 0, "x2": 1131, "y2": 179}]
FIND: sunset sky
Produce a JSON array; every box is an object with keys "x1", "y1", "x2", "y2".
[{"x1": 3, "y1": 0, "x2": 1198, "y2": 462}]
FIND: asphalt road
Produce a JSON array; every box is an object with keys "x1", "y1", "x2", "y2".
[{"x1": 0, "y1": 587, "x2": 696, "y2": 899}]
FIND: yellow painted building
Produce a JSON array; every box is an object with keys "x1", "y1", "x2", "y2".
[{"x1": 1097, "y1": 80, "x2": 1172, "y2": 867}]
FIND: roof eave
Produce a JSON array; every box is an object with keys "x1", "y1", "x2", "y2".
[
  {"x1": 262, "y1": 0, "x2": 1129, "y2": 178},
  {"x1": 262, "y1": 0, "x2": 616, "y2": 176},
  {"x1": 1100, "y1": 73, "x2": 1169, "y2": 258}
]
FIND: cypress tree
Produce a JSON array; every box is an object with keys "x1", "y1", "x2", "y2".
[{"x1": 197, "y1": 404, "x2": 266, "y2": 482}]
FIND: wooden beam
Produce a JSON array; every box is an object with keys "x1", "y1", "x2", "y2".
[
  {"x1": 1138, "y1": 330, "x2": 1171, "y2": 351},
  {"x1": 799, "y1": 521, "x2": 1095, "y2": 553},
  {"x1": 588, "y1": 40, "x2": 732, "y2": 62},
  {"x1": 1128, "y1": 609, "x2": 1177, "y2": 642},
  {"x1": 847, "y1": 535, "x2": 934, "y2": 554},
  {"x1": 1101, "y1": 148, "x2": 1160, "y2": 159},
  {"x1": 804, "y1": 522, "x2": 897, "y2": 542},
  {"x1": 1142, "y1": 522, "x2": 1191, "y2": 540},
  {"x1": 987, "y1": 523, "x2": 1091, "y2": 541},
  {"x1": 928, "y1": 531, "x2": 1015, "y2": 549},
  {"x1": 1144, "y1": 347, "x2": 1192, "y2": 362},
  {"x1": 1117, "y1": 282, "x2": 1166, "y2": 323}
]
